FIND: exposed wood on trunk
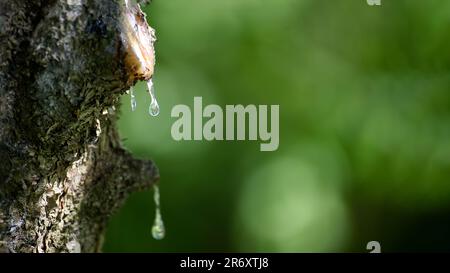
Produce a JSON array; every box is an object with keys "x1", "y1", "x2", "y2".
[{"x1": 0, "y1": 0, "x2": 158, "y2": 252}]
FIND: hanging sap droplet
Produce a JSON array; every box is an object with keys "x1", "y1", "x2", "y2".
[
  {"x1": 130, "y1": 86, "x2": 137, "y2": 112},
  {"x1": 151, "y1": 184, "x2": 165, "y2": 240},
  {"x1": 147, "y1": 79, "x2": 160, "y2": 116},
  {"x1": 152, "y1": 211, "x2": 165, "y2": 240}
]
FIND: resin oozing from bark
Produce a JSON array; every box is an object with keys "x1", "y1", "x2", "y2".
[{"x1": 121, "y1": 2, "x2": 156, "y2": 84}]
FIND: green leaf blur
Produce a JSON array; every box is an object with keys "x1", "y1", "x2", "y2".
[{"x1": 103, "y1": 0, "x2": 450, "y2": 252}]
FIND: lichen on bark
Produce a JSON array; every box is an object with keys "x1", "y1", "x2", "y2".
[{"x1": 0, "y1": 0, "x2": 159, "y2": 252}]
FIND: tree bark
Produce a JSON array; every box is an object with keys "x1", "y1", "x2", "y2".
[{"x1": 0, "y1": 0, "x2": 159, "y2": 252}]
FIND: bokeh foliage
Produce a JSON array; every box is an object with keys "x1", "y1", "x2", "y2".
[{"x1": 103, "y1": 0, "x2": 450, "y2": 252}]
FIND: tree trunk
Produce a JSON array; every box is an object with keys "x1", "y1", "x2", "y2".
[{"x1": 0, "y1": 0, "x2": 159, "y2": 252}]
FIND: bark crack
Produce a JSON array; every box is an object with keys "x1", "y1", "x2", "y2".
[{"x1": 0, "y1": 0, "x2": 159, "y2": 252}]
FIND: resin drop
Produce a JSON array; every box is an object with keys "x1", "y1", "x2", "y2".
[
  {"x1": 151, "y1": 184, "x2": 165, "y2": 240},
  {"x1": 147, "y1": 79, "x2": 160, "y2": 116},
  {"x1": 130, "y1": 86, "x2": 137, "y2": 111}
]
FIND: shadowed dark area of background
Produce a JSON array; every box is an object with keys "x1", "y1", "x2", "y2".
[{"x1": 103, "y1": 0, "x2": 450, "y2": 252}]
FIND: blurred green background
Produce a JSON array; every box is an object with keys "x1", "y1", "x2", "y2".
[{"x1": 103, "y1": 0, "x2": 450, "y2": 252}]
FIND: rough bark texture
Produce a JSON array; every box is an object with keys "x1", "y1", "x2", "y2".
[{"x1": 0, "y1": 0, "x2": 159, "y2": 252}]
